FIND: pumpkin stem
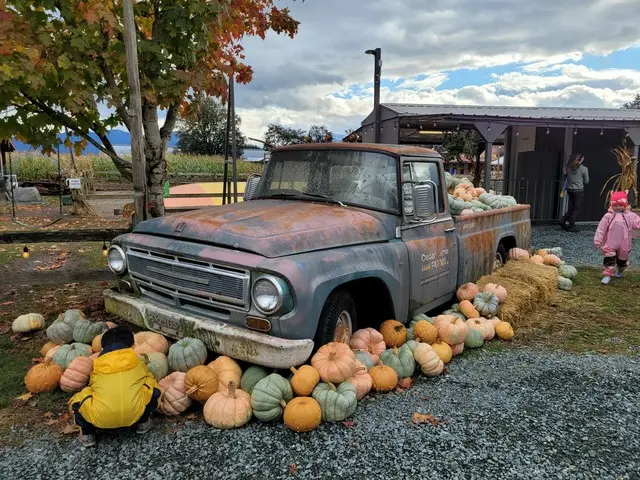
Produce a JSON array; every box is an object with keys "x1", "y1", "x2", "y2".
[
  {"x1": 228, "y1": 381, "x2": 236, "y2": 399},
  {"x1": 139, "y1": 353, "x2": 149, "y2": 364},
  {"x1": 393, "y1": 347, "x2": 398, "y2": 356},
  {"x1": 279, "y1": 399, "x2": 287, "y2": 408},
  {"x1": 328, "y1": 351, "x2": 336, "y2": 361},
  {"x1": 185, "y1": 385, "x2": 199, "y2": 396},
  {"x1": 327, "y1": 382, "x2": 337, "y2": 391},
  {"x1": 289, "y1": 367, "x2": 298, "y2": 375}
]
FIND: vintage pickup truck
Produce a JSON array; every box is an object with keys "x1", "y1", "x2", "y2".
[{"x1": 104, "y1": 143, "x2": 530, "y2": 368}]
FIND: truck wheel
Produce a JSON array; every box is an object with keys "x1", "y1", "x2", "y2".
[
  {"x1": 493, "y1": 244, "x2": 507, "y2": 271},
  {"x1": 315, "y1": 290, "x2": 356, "y2": 346}
]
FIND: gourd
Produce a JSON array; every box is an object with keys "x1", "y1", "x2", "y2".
[
  {"x1": 311, "y1": 382, "x2": 357, "y2": 422},
  {"x1": 354, "y1": 350, "x2": 376, "y2": 370},
  {"x1": 57, "y1": 309, "x2": 86, "y2": 324},
  {"x1": 412, "y1": 320, "x2": 438, "y2": 344},
  {"x1": 482, "y1": 283, "x2": 507, "y2": 304},
  {"x1": 40, "y1": 341, "x2": 58, "y2": 357},
  {"x1": 379, "y1": 319, "x2": 407, "y2": 347},
  {"x1": 52, "y1": 342, "x2": 93, "y2": 369},
  {"x1": 283, "y1": 397, "x2": 322, "y2": 432},
  {"x1": 167, "y1": 337, "x2": 208, "y2": 372},
  {"x1": 495, "y1": 322, "x2": 515, "y2": 340},
  {"x1": 543, "y1": 254, "x2": 562, "y2": 267},
  {"x1": 251, "y1": 373, "x2": 293, "y2": 422},
  {"x1": 558, "y1": 276, "x2": 573, "y2": 291},
  {"x1": 451, "y1": 343, "x2": 464, "y2": 356},
  {"x1": 60, "y1": 356, "x2": 93, "y2": 393},
  {"x1": 24, "y1": 358, "x2": 63, "y2": 393},
  {"x1": 479, "y1": 193, "x2": 517, "y2": 209},
  {"x1": 369, "y1": 364, "x2": 398, "y2": 392},
  {"x1": 470, "y1": 200, "x2": 490, "y2": 211},
  {"x1": 435, "y1": 315, "x2": 469, "y2": 345},
  {"x1": 133, "y1": 331, "x2": 169, "y2": 355},
  {"x1": 46, "y1": 310, "x2": 84, "y2": 344},
  {"x1": 349, "y1": 328, "x2": 386, "y2": 362},
  {"x1": 289, "y1": 365, "x2": 320, "y2": 396},
  {"x1": 140, "y1": 352, "x2": 169, "y2": 381},
  {"x1": 413, "y1": 343, "x2": 444, "y2": 376},
  {"x1": 72, "y1": 320, "x2": 107, "y2": 344},
  {"x1": 311, "y1": 342, "x2": 356, "y2": 383},
  {"x1": 508, "y1": 248, "x2": 530, "y2": 261},
  {"x1": 473, "y1": 292, "x2": 500, "y2": 318},
  {"x1": 240, "y1": 365, "x2": 270, "y2": 395},
  {"x1": 558, "y1": 265, "x2": 578, "y2": 279},
  {"x1": 545, "y1": 247, "x2": 563, "y2": 257},
  {"x1": 158, "y1": 372, "x2": 192, "y2": 415},
  {"x1": 184, "y1": 365, "x2": 219, "y2": 403},
  {"x1": 530, "y1": 255, "x2": 544, "y2": 264},
  {"x1": 348, "y1": 363, "x2": 373, "y2": 400},
  {"x1": 431, "y1": 341, "x2": 453, "y2": 364},
  {"x1": 464, "y1": 328, "x2": 484, "y2": 348},
  {"x1": 208, "y1": 356, "x2": 242, "y2": 392},
  {"x1": 456, "y1": 283, "x2": 479, "y2": 302},
  {"x1": 203, "y1": 381, "x2": 252, "y2": 429},
  {"x1": 459, "y1": 300, "x2": 480, "y2": 319},
  {"x1": 379, "y1": 345, "x2": 416, "y2": 378},
  {"x1": 12, "y1": 313, "x2": 45, "y2": 334}
]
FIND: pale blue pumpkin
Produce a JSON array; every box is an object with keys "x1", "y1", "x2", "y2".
[
  {"x1": 379, "y1": 345, "x2": 415, "y2": 378},
  {"x1": 312, "y1": 381, "x2": 357, "y2": 422},
  {"x1": 464, "y1": 328, "x2": 484, "y2": 349},
  {"x1": 473, "y1": 292, "x2": 500, "y2": 318},
  {"x1": 251, "y1": 373, "x2": 293, "y2": 422},
  {"x1": 354, "y1": 350, "x2": 375, "y2": 370},
  {"x1": 52, "y1": 343, "x2": 93, "y2": 369},
  {"x1": 167, "y1": 337, "x2": 208, "y2": 372},
  {"x1": 558, "y1": 265, "x2": 578, "y2": 280},
  {"x1": 241, "y1": 365, "x2": 270, "y2": 395}
]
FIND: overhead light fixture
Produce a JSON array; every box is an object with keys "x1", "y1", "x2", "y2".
[
  {"x1": 546, "y1": 127, "x2": 550, "y2": 135},
  {"x1": 433, "y1": 121, "x2": 437, "y2": 127},
  {"x1": 600, "y1": 129, "x2": 604, "y2": 136},
  {"x1": 574, "y1": 128, "x2": 578, "y2": 135},
  {"x1": 515, "y1": 129, "x2": 519, "y2": 136}
]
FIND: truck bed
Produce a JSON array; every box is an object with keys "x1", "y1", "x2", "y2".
[{"x1": 453, "y1": 204, "x2": 531, "y2": 285}]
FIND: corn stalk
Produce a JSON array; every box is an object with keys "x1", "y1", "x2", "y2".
[{"x1": 600, "y1": 137, "x2": 638, "y2": 207}]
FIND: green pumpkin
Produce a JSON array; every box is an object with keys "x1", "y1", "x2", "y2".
[
  {"x1": 241, "y1": 365, "x2": 270, "y2": 395},
  {"x1": 167, "y1": 337, "x2": 208, "y2": 372},
  {"x1": 354, "y1": 350, "x2": 375, "y2": 370},
  {"x1": 558, "y1": 265, "x2": 578, "y2": 280},
  {"x1": 141, "y1": 352, "x2": 169, "y2": 381},
  {"x1": 464, "y1": 328, "x2": 484, "y2": 349},
  {"x1": 558, "y1": 276, "x2": 573, "y2": 291},
  {"x1": 57, "y1": 309, "x2": 86, "y2": 325},
  {"x1": 403, "y1": 340, "x2": 420, "y2": 354},
  {"x1": 72, "y1": 321, "x2": 106, "y2": 344},
  {"x1": 47, "y1": 309, "x2": 87, "y2": 345},
  {"x1": 52, "y1": 342, "x2": 93, "y2": 369},
  {"x1": 379, "y1": 345, "x2": 415, "y2": 378},
  {"x1": 473, "y1": 292, "x2": 500, "y2": 318},
  {"x1": 251, "y1": 373, "x2": 293, "y2": 422},
  {"x1": 312, "y1": 382, "x2": 357, "y2": 422}
]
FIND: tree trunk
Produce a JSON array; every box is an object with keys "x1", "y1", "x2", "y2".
[{"x1": 142, "y1": 101, "x2": 167, "y2": 217}]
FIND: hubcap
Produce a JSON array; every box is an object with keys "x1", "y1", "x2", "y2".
[{"x1": 333, "y1": 310, "x2": 353, "y2": 344}]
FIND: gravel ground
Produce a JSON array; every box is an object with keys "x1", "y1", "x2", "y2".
[
  {"x1": 532, "y1": 225, "x2": 640, "y2": 268},
  {"x1": 1, "y1": 348, "x2": 638, "y2": 479}
]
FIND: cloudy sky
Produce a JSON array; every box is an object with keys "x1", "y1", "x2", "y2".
[{"x1": 233, "y1": 0, "x2": 640, "y2": 140}]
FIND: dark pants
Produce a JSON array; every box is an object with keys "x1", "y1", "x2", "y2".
[
  {"x1": 72, "y1": 387, "x2": 161, "y2": 435},
  {"x1": 560, "y1": 190, "x2": 584, "y2": 228}
]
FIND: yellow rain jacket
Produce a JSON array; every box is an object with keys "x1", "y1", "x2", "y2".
[{"x1": 69, "y1": 348, "x2": 159, "y2": 429}]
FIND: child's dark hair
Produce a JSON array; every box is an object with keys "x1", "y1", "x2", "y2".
[{"x1": 101, "y1": 325, "x2": 134, "y2": 349}]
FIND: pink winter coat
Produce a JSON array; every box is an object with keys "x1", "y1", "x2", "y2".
[{"x1": 594, "y1": 208, "x2": 640, "y2": 255}]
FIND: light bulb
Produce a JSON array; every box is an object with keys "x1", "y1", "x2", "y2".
[{"x1": 22, "y1": 246, "x2": 29, "y2": 259}]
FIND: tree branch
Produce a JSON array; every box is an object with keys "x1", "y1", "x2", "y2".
[{"x1": 160, "y1": 103, "x2": 179, "y2": 140}]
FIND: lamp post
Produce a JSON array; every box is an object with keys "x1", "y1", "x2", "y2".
[{"x1": 365, "y1": 48, "x2": 382, "y2": 143}]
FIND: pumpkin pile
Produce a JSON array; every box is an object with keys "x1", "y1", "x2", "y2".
[
  {"x1": 507, "y1": 246, "x2": 578, "y2": 291},
  {"x1": 445, "y1": 173, "x2": 519, "y2": 216}
]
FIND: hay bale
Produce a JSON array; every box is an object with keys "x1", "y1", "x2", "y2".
[{"x1": 476, "y1": 261, "x2": 557, "y2": 325}]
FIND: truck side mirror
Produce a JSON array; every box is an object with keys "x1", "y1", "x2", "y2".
[
  {"x1": 412, "y1": 183, "x2": 438, "y2": 219},
  {"x1": 243, "y1": 174, "x2": 261, "y2": 201}
]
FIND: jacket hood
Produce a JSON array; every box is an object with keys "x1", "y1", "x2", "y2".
[
  {"x1": 133, "y1": 199, "x2": 397, "y2": 258},
  {"x1": 93, "y1": 348, "x2": 141, "y2": 374}
]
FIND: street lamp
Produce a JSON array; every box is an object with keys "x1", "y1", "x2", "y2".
[{"x1": 365, "y1": 48, "x2": 382, "y2": 143}]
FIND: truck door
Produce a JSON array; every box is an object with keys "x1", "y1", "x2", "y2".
[{"x1": 400, "y1": 159, "x2": 458, "y2": 314}]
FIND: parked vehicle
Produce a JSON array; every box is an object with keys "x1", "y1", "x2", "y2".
[{"x1": 104, "y1": 144, "x2": 530, "y2": 368}]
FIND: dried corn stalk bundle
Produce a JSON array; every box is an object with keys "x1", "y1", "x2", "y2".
[{"x1": 601, "y1": 137, "x2": 638, "y2": 207}]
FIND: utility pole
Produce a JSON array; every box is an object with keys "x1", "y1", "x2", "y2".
[
  {"x1": 229, "y1": 75, "x2": 238, "y2": 203},
  {"x1": 122, "y1": 0, "x2": 147, "y2": 225},
  {"x1": 365, "y1": 48, "x2": 382, "y2": 143}
]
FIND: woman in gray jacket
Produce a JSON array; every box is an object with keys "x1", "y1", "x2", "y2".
[{"x1": 559, "y1": 154, "x2": 589, "y2": 230}]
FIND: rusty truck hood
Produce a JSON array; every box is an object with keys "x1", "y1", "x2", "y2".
[{"x1": 133, "y1": 200, "x2": 397, "y2": 258}]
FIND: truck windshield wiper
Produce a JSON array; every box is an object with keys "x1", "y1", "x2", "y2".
[{"x1": 258, "y1": 192, "x2": 345, "y2": 207}]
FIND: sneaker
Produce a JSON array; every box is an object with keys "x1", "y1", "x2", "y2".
[
  {"x1": 135, "y1": 418, "x2": 152, "y2": 435},
  {"x1": 601, "y1": 276, "x2": 611, "y2": 285},
  {"x1": 78, "y1": 433, "x2": 96, "y2": 448},
  {"x1": 615, "y1": 271, "x2": 625, "y2": 278}
]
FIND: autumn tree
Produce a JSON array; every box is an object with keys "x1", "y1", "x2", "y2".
[
  {"x1": 264, "y1": 123, "x2": 332, "y2": 150},
  {"x1": 0, "y1": 1, "x2": 299, "y2": 216},
  {"x1": 442, "y1": 129, "x2": 485, "y2": 186}
]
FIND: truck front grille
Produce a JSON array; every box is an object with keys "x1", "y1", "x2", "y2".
[{"x1": 126, "y1": 247, "x2": 250, "y2": 310}]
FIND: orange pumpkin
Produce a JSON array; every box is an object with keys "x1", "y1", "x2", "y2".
[
  {"x1": 495, "y1": 321, "x2": 515, "y2": 340},
  {"x1": 283, "y1": 397, "x2": 322, "y2": 433},
  {"x1": 39, "y1": 341, "x2": 58, "y2": 357},
  {"x1": 311, "y1": 342, "x2": 356, "y2": 383},
  {"x1": 60, "y1": 356, "x2": 94, "y2": 393},
  {"x1": 289, "y1": 365, "x2": 320, "y2": 396},
  {"x1": 379, "y1": 319, "x2": 407, "y2": 348},
  {"x1": 44, "y1": 345, "x2": 60, "y2": 360},
  {"x1": 543, "y1": 254, "x2": 562, "y2": 267},
  {"x1": 413, "y1": 320, "x2": 437, "y2": 344},
  {"x1": 133, "y1": 331, "x2": 169, "y2": 355},
  {"x1": 369, "y1": 364, "x2": 398, "y2": 392},
  {"x1": 91, "y1": 334, "x2": 103, "y2": 353},
  {"x1": 531, "y1": 254, "x2": 544, "y2": 264},
  {"x1": 458, "y1": 300, "x2": 480, "y2": 319},
  {"x1": 185, "y1": 365, "x2": 219, "y2": 403},
  {"x1": 208, "y1": 356, "x2": 242, "y2": 392},
  {"x1": 24, "y1": 358, "x2": 63, "y2": 393},
  {"x1": 431, "y1": 341, "x2": 453, "y2": 364},
  {"x1": 437, "y1": 316, "x2": 469, "y2": 345},
  {"x1": 456, "y1": 282, "x2": 480, "y2": 302},
  {"x1": 483, "y1": 283, "x2": 508, "y2": 304},
  {"x1": 349, "y1": 328, "x2": 386, "y2": 362},
  {"x1": 203, "y1": 381, "x2": 252, "y2": 429},
  {"x1": 347, "y1": 362, "x2": 373, "y2": 400}
]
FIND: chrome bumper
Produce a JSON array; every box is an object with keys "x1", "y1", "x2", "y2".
[{"x1": 103, "y1": 289, "x2": 314, "y2": 369}]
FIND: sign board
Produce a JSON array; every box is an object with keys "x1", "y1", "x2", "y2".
[{"x1": 67, "y1": 178, "x2": 82, "y2": 189}]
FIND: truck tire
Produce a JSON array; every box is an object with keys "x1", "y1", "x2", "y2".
[
  {"x1": 315, "y1": 289, "x2": 356, "y2": 347},
  {"x1": 494, "y1": 244, "x2": 508, "y2": 271}
]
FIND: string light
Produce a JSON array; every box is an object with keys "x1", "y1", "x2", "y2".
[
  {"x1": 102, "y1": 242, "x2": 108, "y2": 257},
  {"x1": 22, "y1": 246, "x2": 30, "y2": 259},
  {"x1": 515, "y1": 129, "x2": 519, "y2": 136},
  {"x1": 546, "y1": 127, "x2": 550, "y2": 135},
  {"x1": 600, "y1": 129, "x2": 604, "y2": 136},
  {"x1": 433, "y1": 121, "x2": 437, "y2": 127},
  {"x1": 456, "y1": 124, "x2": 460, "y2": 131},
  {"x1": 574, "y1": 128, "x2": 578, "y2": 135}
]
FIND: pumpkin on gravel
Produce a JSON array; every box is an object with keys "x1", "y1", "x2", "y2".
[
  {"x1": 473, "y1": 292, "x2": 500, "y2": 318},
  {"x1": 167, "y1": 337, "x2": 208, "y2": 372},
  {"x1": 312, "y1": 381, "x2": 357, "y2": 422},
  {"x1": 495, "y1": 322, "x2": 515, "y2": 340},
  {"x1": 311, "y1": 342, "x2": 356, "y2": 383},
  {"x1": 289, "y1": 365, "x2": 320, "y2": 396},
  {"x1": 431, "y1": 341, "x2": 453, "y2": 364},
  {"x1": 133, "y1": 331, "x2": 169, "y2": 355},
  {"x1": 185, "y1": 365, "x2": 219, "y2": 403},
  {"x1": 158, "y1": 371, "x2": 192, "y2": 416},
  {"x1": 466, "y1": 318, "x2": 494, "y2": 341},
  {"x1": 284, "y1": 396, "x2": 322, "y2": 432},
  {"x1": 251, "y1": 373, "x2": 293, "y2": 422},
  {"x1": 379, "y1": 319, "x2": 407, "y2": 348},
  {"x1": 456, "y1": 282, "x2": 480, "y2": 302},
  {"x1": 369, "y1": 364, "x2": 398, "y2": 392},
  {"x1": 413, "y1": 343, "x2": 444, "y2": 376},
  {"x1": 208, "y1": 356, "x2": 242, "y2": 392},
  {"x1": 12, "y1": 313, "x2": 45, "y2": 334},
  {"x1": 204, "y1": 381, "x2": 252, "y2": 430},
  {"x1": 60, "y1": 356, "x2": 93, "y2": 393},
  {"x1": 435, "y1": 316, "x2": 469, "y2": 346},
  {"x1": 354, "y1": 350, "x2": 376, "y2": 370},
  {"x1": 464, "y1": 328, "x2": 484, "y2": 349},
  {"x1": 379, "y1": 345, "x2": 415, "y2": 379},
  {"x1": 240, "y1": 366, "x2": 270, "y2": 395},
  {"x1": 348, "y1": 362, "x2": 373, "y2": 400},
  {"x1": 451, "y1": 343, "x2": 465, "y2": 356},
  {"x1": 349, "y1": 328, "x2": 386, "y2": 362},
  {"x1": 25, "y1": 358, "x2": 63, "y2": 393}
]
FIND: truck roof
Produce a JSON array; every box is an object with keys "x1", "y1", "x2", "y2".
[{"x1": 273, "y1": 142, "x2": 440, "y2": 157}]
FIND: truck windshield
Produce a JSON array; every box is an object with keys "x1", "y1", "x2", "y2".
[{"x1": 255, "y1": 149, "x2": 399, "y2": 213}]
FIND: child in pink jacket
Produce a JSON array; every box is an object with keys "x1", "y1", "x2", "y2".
[{"x1": 594, "y1": 191, "x2": 640, "y2": 284}]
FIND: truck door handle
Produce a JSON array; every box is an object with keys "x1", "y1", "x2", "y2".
[{"x1": 445, "y1": 227, "x2": 456, "y2": 233}]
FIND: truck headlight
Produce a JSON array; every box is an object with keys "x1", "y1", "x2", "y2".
[
  {"x1": 252, "y1": 275, "x2": 291, "y2": 315},
  {"x1": 107, "y1": 245, "x2": 127, "y2": 274}
]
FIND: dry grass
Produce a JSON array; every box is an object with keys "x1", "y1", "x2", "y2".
[{"x1": 476, "y1": 261, "x2": 558, "y2": 325}]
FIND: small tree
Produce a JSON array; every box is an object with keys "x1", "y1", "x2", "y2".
[
  {"x1": 624, "y1": 94, "x2": 640, "y2": 109},
  {"x1": 264, "y1": 124, "x2": 306, "y2": 150},
  {"x1": 177, "y1": 98, "x2": 245, "y2": 157},
  {"x1": 442, "y1": 130, "x2": 485, "y2": 185}
]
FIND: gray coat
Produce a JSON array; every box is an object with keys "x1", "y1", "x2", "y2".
[{"x1": 565, "y1": 165, "x2": 589, "y2": 192}]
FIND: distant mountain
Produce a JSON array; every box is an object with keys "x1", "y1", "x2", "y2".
[{"x1": 12, "y1": 129, "x2": 180, "y2": 154}]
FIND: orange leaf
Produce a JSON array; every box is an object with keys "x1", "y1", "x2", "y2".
[
  {"x1": 341, "y1": 420, "x2": 357, "y2": 428},
  {"x1": 62, "y1": 423, "x2": 79, "y2": 435},
  {"x1": 396, "y1": 377, "x2": 413, "y2": 392},
  {"x1": 411, "y1": 412, "x2": 447, "y2": 426}
]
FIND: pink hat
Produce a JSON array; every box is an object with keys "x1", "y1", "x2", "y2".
[{"x1": 610, "y1": 191, "x2": 628, "y2": 208}]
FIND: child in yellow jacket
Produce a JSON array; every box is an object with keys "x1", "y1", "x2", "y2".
[{"x1": 69, "y1": 325, "x2": 160, "y2": 448}]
